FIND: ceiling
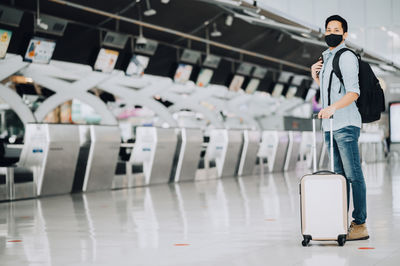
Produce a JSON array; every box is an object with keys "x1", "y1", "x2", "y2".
[{"x1": 5, "y1": 0, "x2": 373, "y2": 98}]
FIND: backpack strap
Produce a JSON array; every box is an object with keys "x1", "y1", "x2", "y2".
[
  {"x1": 332, "y1": 48, "x2": 360, "y2": 91},
  {"x1": 327, "y1": 48, "x2": 360, "y2": 106},
  {"x1": 327, "y1": 70, "x2": 334, "y2": 106}
]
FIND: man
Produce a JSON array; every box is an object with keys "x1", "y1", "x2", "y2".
[{"x1": 310, "y1": 15, "x2": 369, "y2": 241}]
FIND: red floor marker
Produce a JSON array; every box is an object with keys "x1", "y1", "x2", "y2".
[
  {"x1": 358, "y1": 247, "x2": 375, "y2": 250},
  {"x1": 265, "y1": 219, "x2": 276, "y2": 222},
  {"x1": 174, "y1": 244, "x2": 190, "y2": 246},
  {"x1": 8, "y1": 240, "x2": 22, "y2": 243}
]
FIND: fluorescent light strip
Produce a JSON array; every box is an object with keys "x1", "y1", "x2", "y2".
[
  {"x1": 234, "y1": 13, "x2": 312, "y2": 34},
  {"x1": 290, "y1": 34, "x2": 327, "y2": 47},
  {"x1": 214, "y1": 0, "x2": 242, "y2": 6}
]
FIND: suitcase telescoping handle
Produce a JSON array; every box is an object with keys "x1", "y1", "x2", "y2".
[{"x1": 312, "y1": 114, "x2": 334, "y2": 173}]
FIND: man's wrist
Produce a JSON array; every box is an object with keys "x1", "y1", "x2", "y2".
[{"x1": 329, "y1": 105, "x2": 337, "y2": 112}]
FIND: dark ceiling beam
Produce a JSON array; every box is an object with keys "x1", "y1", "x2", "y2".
[
  {"x1": 14, "y1": 5, "x2": 289, "y2": 75},
  {"x1": 239, "y1": 30, "x2": 271, "y2": 50},
  {"x1": 96, "y1": 1, "x2": 138, "y2": 27},
  {"x1": 173, "y1": 12, "x2": 225, "y2": 45},
  {"x1": 47, "y1": 0, "x2": 311, "y2": 72}
]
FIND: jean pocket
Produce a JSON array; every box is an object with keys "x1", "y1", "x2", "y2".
[{"x1": 335, "y1": 126, "x2": 359, "y2": 142}]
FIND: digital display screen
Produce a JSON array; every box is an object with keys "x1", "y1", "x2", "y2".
[
  {"x1": 24, "y1": 37, "x2": 56, "y2": 64},
  {"x1": 196, "y1": 68, "x2": 214, "y2": 87},
  {"x1": 245, "y1": 78, "x2": 260, "y2": 94},
  {"x1": 203, "y1": 54, "x2": 221, "y2": 69},
  {"x1": 0, "y1": 29, "x2": 12, "y2": 59},
  {"x1": 126, "y1": 55, "x2": 150, "y2": 76},
  {"x1": 253, "y1": 66, "x2": 267, "y2": 79},
  {"x1": 237, "y1": 63, "x2": 253, "y2": 76},
  {"x1": 390, "y1": 102, "x2": 400, "y2": 143},
  {"x1": 229, "y1": 75, "x2": 245, "y2": 92},
  {"x1": 174, "y1": 64, "x2": 193, "y2": 84},
  {"x1": 94, "y1": 48, "x2": 119, "y2": 73},
  {"x1": 272, "y1": 83, "x2": 284, "y2": 97}
]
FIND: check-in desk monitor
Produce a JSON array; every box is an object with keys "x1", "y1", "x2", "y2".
[
  {"x1": 126, "y1": 54, "x2": 150, "y2": 76},
  {"x1": 24, "y1": 37, "x2": 56, "y2": 64},
  {"x1": 0, "y1": 29, "x2": 12, "y2": 59},
  {"x1": 94, "y1": 48, "x2": 119, "y2": 73}
]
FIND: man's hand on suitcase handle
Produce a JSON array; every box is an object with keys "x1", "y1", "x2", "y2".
[{"x1": 318, "y1": 105, "x2": 336, "y2": 119}]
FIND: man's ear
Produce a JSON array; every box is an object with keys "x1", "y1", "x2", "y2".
[{"x1": 343, "y1": 32, "x2": 348, "y2": 40}]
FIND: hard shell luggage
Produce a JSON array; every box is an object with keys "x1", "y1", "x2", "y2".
[{"x1": 300, "y1": 116, "x2": 348, "y2": 246}]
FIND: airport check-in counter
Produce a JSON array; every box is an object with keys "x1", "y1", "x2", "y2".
[
  {"x1": 205, "y1": 129, "x2": 243, "y2": 178},
  {"x1": 170, "y1": 128, "x2": 203, "y2": 182},
  {"x1": 113, "y1": 142, "x2": 136, "y2": 189},
  {"x1": 72, "y1": 125, "x2": 120, "y2": 192},
  {"x1": 258, "y1": 131, "x2": 289, "y2": 173},
  {"x1": 18, "y1": 124, "x2": 80, "y2": 197},
  {"x1": 130, "y1": 127, "x2": 178, "y2": 186},
  {"x1": 284, "y1": 131, "x2": 303, "y2": 172},
  {"x1": 72, "y1": 125, "x2": 91, "y2": 192},
  {"x1": 300, "y1": 131, "x2": 323, "y2": 169},
  {"x1": 0, "y1": 143, "x2": 35, "y2": 201},
  {"x1": 237, "y1": 130, "x2": 260, "y2": 176},
  {"x1": 258, "y1": 116, "x2": 313, "y2": 172},
  {"x1": 359, "y1": 131, "x2": 386, "y2": 163}
]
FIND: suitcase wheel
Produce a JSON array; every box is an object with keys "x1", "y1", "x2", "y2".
[
  {"x1": 337, "y1": 235, "x2": 346, "y2": 246},
  {"x1": 302, "y1": 235, "x2": 311, "y2": 247}
]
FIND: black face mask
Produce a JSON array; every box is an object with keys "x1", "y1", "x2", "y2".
[{"x1": 325, "y1": 34, "x2": 343, "y2": 47}]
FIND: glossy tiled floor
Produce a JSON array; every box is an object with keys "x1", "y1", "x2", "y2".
[{"x1": 1, "y1": 161, "x2": 400, "y2": 266}]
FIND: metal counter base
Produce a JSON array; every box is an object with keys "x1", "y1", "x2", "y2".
[
  {"x1": 0, "y1": 167, "x2": 36, "y2": 201},
  {"x1": 130, "y1": 127, "x2": 178, "y2": 186},
  {"x1": 237, "y1": 130, "x2": 260, "y2": 177},
  {"x1": 18, "y1": 124, "x2": 81, "y2": 197},
  {"x1": 258, "y1": 131, "x2": 289, "y2": 173}
]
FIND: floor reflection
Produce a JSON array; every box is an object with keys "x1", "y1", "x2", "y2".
[
  {"x1": 0, "y1": 161, "x2": 399, "y2": 265},
  {"x1": 132, "y1": 187, "x2": 159, "y2": 248}
]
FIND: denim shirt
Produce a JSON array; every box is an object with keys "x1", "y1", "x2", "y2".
[{"x1": 319, "y1": 42, "x2": 362, "y2": 132}]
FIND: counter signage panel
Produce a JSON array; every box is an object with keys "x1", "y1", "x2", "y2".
[
  {"x1": 174, "y1": 64, "x2": 193, "y2": 84},
  {"x1": 94, "y1": 48, "x2": 119, "y2": 73},
  {"x1": 245, "y1": 78, "x2": 260, "y2": 94},
  {"x1": 24, "y1": 37, "x2": 56, "y2": 64},
  {"x1": 0, "y1": 29, "x2": 12, "y2": 59},
  {"x1": 196, "y1": 68, "x2": 214, "y2": 87},
  {"x1": 229, "y1": 75, "x2": 245, "y2": 92},
  {"x1": 126, "y1": 55, "x2": 150, "y2": 76}
]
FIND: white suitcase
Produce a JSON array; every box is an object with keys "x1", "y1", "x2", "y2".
[{"x1": 300, "y1": 116, "x2": 348, "y2": 246}]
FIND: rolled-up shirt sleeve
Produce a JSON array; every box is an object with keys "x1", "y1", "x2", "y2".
[{"x1": 339, "y1": 51, "x2": 360, "y2": 95}]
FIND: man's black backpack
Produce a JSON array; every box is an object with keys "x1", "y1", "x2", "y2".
[{"x1": 329, "y1": 48, "x2": 385, "y2": 123}]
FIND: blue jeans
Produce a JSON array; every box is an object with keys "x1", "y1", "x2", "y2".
[{"x1": 324, "y1": 126, "x2": 367, "y2": 225}]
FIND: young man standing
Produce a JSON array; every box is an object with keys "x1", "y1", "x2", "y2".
[{"x1": 310, "y1": 15, "x2": 369, "y2": 241}]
